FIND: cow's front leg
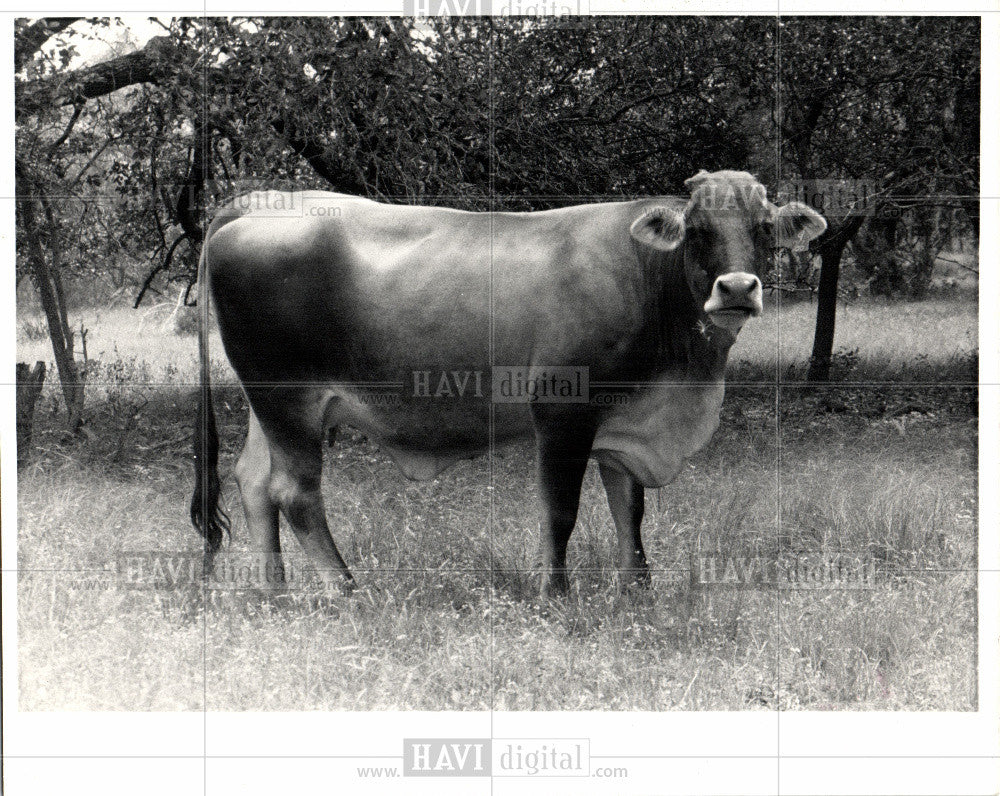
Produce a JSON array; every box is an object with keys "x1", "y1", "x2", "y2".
[
  {"x1": 598, "y1": 462, "x2": 650, "y2": 588},
  {"x1": 532, "y1": 407, "x2": 597, "y2": 597}
]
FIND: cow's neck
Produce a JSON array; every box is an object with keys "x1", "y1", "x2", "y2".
[{"x1": 638, "y1": 247, "x2": 733, "y2": 381}]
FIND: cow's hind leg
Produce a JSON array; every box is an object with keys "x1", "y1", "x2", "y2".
[
  {"x1": 265, "y1": 427, "x2": 353, "y2": 593},
  {"x1": 234, "y1": 409, "x2": 284, "y2": 595},
  {"x1": 598, "y1": 463, "x2": 650, "y2": 588},
  {"x1": 532, "y1": 407, "x2": 597, "y2": 597}
]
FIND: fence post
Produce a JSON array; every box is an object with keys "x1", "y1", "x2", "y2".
[{"x1": 16, "y1": 360, "x2": 47, "y2": 467}]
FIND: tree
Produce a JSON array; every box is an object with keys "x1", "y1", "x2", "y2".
[
  {"x1": 17, "y1": 19, "x2": 96, "y2": 432},
  {"x1": 16, "y1": 18, "x2": 498, "y2": 435},
  {"x1": 489, "y1": 17, "x2": 772, "y2": 204},
  {"x1": 16, "y1": 16, "x2": 978, "y2": 412},
  {"x1": 775, "y1": 17, "x2": 979, "y2": 380}
]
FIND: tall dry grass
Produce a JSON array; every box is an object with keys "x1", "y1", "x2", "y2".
[{"x1": 15, "y1": 294, "x2": 978, "y2": 711}]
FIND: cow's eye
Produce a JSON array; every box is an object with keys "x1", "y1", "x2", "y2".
[
  {"x1": 758, "y1": 221, "x2": 776, "y2": 247},
  {"x1": 686, "y1": 227, "x2": 707, "y2": 246}
]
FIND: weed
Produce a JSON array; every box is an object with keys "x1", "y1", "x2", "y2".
[{"x1": 19, "y1": 317, "x2": 48, "y2": 342}]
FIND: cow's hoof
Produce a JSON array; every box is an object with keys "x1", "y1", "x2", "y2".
[
  {"x1": 616, "y1": 568, "x2": 652, "y2": 592},
  {"x1": 316, "y1": 575, "x2": 355, "y2": 598}
]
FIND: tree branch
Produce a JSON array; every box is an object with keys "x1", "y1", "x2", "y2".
[
  {"x1": 173, "y1": 118, "x2": 208, "y2": 244},
  {"x1": 935, "y1": 255, "x2": 978, "y2": 275},
  {"x1": 16, "y1": 35, "x2": 181, "y2": 119},
  {"x1": 270, "y1": 117, "x2": 369, "y2": 195},
  {"x1": 134, "y1": 234, "x2": 190, "y2": 308},
  {"x1": 47, "y1": 102, "x2": 83, "y2": 152}
]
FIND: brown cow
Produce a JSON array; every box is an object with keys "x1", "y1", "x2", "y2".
[{"x1": 192, "y1": 170, "x2": 825, "y2": 595}]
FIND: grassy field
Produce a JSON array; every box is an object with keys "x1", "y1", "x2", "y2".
[{"x1": 16, "y1": 293, "x2": 977, "y2": 711}]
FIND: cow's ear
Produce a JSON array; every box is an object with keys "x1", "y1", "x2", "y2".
[
  {"x1": 684, "y1": 169, "x2": 711, "y2": 191},
  {"x1": 774, "y1": 202, "x2": 827, "y2": 250},
  {"x1": 629, "y1": 206, "x2": 685, "y2": 252}
]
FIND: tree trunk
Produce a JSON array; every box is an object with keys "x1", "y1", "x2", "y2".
[
  {"x1": 807, "y1": 238, "x2": 847, "y2": 382},
  {"x1": 18, "y1": 183, "x2": 87, "y2": 433},
  {"x1": 806, "y1": 215, "x2": 866, "y2": 382},
  {"x1": 16, "y1": 361, "x2": 47, "y2": 467},
  {"x1": 909, "y1": 205, "x2": 940, "y2": 299}
]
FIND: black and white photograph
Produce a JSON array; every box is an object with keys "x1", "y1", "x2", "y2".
[{"x1": 3, "y1": 7, "x2": 997, "y2": 795}]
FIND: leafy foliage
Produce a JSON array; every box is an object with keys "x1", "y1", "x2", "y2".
[{"x1": 16, "y1": 17, "x2": 979, "y2": 357}]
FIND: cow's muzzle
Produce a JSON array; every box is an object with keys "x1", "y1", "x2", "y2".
[{"x1": 704, "y1": 272, "x2": 763, "y2": 333}]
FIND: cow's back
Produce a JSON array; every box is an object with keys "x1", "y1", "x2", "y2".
[{"x1": 203, "y1": 191, "x2": 695, "y2": 473}]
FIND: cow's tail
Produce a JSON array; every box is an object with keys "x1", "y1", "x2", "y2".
[{"x1": 190, "y1": 240, "x2": 229, "y2": 561}]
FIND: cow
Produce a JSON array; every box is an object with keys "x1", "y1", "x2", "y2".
[{"x1": 191, "y1": 170, "x2": 826, "y2": 596}]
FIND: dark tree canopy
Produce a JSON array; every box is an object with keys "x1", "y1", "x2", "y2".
[{"x1": 16, "y1": 15, "x2": 979, "y2": 394}]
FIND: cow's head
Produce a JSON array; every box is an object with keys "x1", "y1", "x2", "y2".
[{"x1": 629, "y1": 170, "x2": 827, "y2": 336}]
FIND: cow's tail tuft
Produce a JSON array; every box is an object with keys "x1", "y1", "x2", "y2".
[{"x1": 190, "y1": 242, "x2": 230, "y2": 559}]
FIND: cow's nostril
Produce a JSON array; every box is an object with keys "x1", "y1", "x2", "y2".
[{"x1": 718, "y1": 275, "x2": 759, "y2": 296}]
